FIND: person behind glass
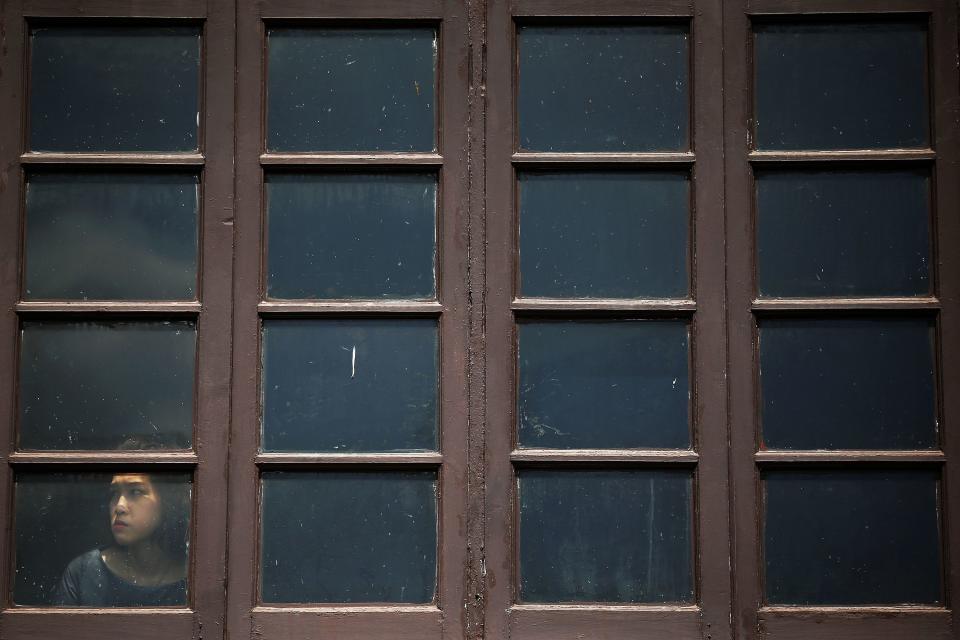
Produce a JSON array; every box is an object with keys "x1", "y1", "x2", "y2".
[{"x1": 53, "y1": 436, "x2": 189, "y2": 606}]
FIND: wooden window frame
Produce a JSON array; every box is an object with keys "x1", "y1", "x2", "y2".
[
  {"x1": 723, "y1": 1, "x2": 960, "y2": 639},
  {"x1": 0, "y1": 1, "x2": 235, "y2": 639},
  {"x1": 226, "y1": 1, "x2": 471, "y2": 638},
  {"x1": 0, "y1": 1, "x2": 955, "y2": 639},
  {"x1": 483, "y1": 1, "x2": 729, "y2": 638}
]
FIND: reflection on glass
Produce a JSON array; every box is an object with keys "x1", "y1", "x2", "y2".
[
  {"x1": 757, "y1": 169, "x2": 931, "y2": 297},
  {"x1": 266, "y1": 173, "x2": 436, "y2": 299},
  {"x1": 519, "y1": 470, "x2": 693, "y2": 602},
  {"x1": 759, "y1": 318, "x2": 936, "y2": 450},
  {"x1": 30, "y1": 26, "x2": 200, "y2": 152},
  {"x1": 14, "y1": 466, "x2": 192, "y2": 606},
  {"x1": 518, "y1": 25, "x2": 689, "y2": 151},
  {"x1": 764, "y1": 470, "x2": 941, "y2": 605},
  {"x1": 261, "y1": 471, "x2": 437, "y2": 603},
  {"x1": 519, "y1": 171, "x2": 688, "y2": 298},
  {"x1": 19, "y1": 321, "x2": 195, "y2": 450},
  {"x1": 754, "y1": 21, "x2": 928, "y2": 150},
  {"x1": 518, "y1": 321, "x2": 690, "y2": 449},
  {"x1": 267, "y1": 28, "x2": 436, "y2": 151},
  {"x1": 262, "y1": 319, "x2": 438, "y2": 452},
  {"x1": 25, "y1": 172, "x2": 199, "y2": 300}
]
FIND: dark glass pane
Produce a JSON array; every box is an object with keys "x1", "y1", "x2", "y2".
[
  {"x1": 754, "y1": 21, "x2": 928, "y2": 150},
  {"x1": 19, "y1": 321, "x2": 194, "y2": 450},
  {"x1": 519, "y1": 321, "x2": 689, "y2": 449},
  {"x1": 760, "y1": 318, "x2": 936, "y2": 450},
  {"x1": 518, "y1": 25, "x2": 689, "y2": 152},
  {"x1": 764, "y1": 470, "x2": 941, "y2": 605},
  {"x1": 519, "y1": 172, "x2": 688, "y2": 298},
  {"x1": 266, "y1": 173, "x2": 436, "y2": 299},
  {"x1": 757, "y1": 170, "x2": 931, "y2": 297},
  {"x1": 14, "y1": 471, "x2": 192, "y2": 606},
  {"x1": 261, "y1": 471, "x2": 437, "y2": 603},
  {"x1": 24, "y1": 172, "x2": 199, "y2": 301},
  {"x1": 30, "y1": 27, "x2": 200, "y2": 152},
  {"x1": 519, "y1": 470, "x2": 692, "y2": 603},
  {"x1": 267, "y1": 28, "x2": 436, "y2": 152},
  {"x1": 262, "y1": 319, "x2": 437, "y2": 452}
]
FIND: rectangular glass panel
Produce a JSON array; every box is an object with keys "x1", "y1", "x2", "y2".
[
  {"x1": 261, "y1": 319, "x2": 438, "y2": 452},
  {"x1": 518, "y1": 321, "x2": 689, "y2": 449},
  {"x1": 757, "y1": 169, "x2": 931, "y2": 297},
  {"x1": 267, "y1": 27, "x2": 436, "y2": 152},
  {"x1": 759, "y1": 318, "x2": 936, "y2": 450},
  {"x1": 14, "y1": 471, "x2": 192, "y2": 606},
  {"x1": 764, "y1": 470, "x2": 941, "y2": 605},
  {"x1": 260, "y1": 471, "x2": 437, "y2": 603},
  {"x1": 519, "y1": 470, "x2": 693, "y2": 603},
  {"x1": 519, "y1": 172, "x2": 688, "y2": 298},
  {"x1": 518, "y1": 24, "x2": 689, "y2": 152},
  {"x1": 266, "y1": 173, "x2": 436, "y2": 299},
  {"x1": 19, "y1": 321, "x2": 195, "y2": 450},
  {"x1": 754, "y1": 21, "x2": 928, "y2": 150},
  {"x1": 29, "y1": 26, "x2": 200, "y2": 152},
  {"x1": 24, "y1": 172, "x2": 199, "y2": 301}
]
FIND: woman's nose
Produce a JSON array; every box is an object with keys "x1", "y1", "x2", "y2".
[{"x1": 115, "y1": 496, "x2": 129, "y2": 512}]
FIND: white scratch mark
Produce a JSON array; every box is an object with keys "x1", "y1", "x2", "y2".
[{"x1": 351, "y1": 345, "x2": 356, "y2": 378}]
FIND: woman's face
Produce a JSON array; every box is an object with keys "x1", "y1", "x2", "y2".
[{"x1": 108, "y1": 474, "x2": 162, "y2": 547}]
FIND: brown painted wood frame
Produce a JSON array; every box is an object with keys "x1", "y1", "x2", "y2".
[
  {"x1": 0, "y1": 0, "x2": 235, "y2": 639},
  {"x1": 483, "y1": 1, "x2": 729, "y2": 638},
  {"x1": 227, "y1": 1, "x2": 472, "y2": 639},
  {"x1": 724, "y1": 1, "x2": 960, "y2": 639}
]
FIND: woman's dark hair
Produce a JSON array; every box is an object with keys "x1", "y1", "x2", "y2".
[{"x1": 115, "y1": 436, "x2": 191, "y2": 558}]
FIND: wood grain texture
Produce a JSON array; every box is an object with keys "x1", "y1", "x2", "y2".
[
  {"x1": 0, "y1": 609, "x2": 194, "y2": 640},
  {"x1": 251, "y1": 607, "x2": 442, "y2": 640},
  {"x1": 508, "y1": 605, "x2": 702, "y2": 640}
]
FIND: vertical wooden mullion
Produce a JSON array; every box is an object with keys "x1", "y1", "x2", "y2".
[
  {"x1": 192, "y1": 0, "x2": 234, "y2": 636},
  {"x1": 931, "y1": 1, "x2": 960, "y2": 636},
  {"x1": 226, "y1": 0, "x2": 263, "y2": 636},
  {"x1": 691, "y1": 2, "x2": 732, "y2": 639},
  {"x1": 0, "y1": 0, "x2": 26, "y2": 615},
  {"x1": 722, "y1": 2, "x2": 762, "y2": 639}
]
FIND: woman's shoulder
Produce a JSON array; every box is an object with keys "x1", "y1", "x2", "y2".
[{"x1": 63, "y1": 548, "x2": 106, "y2": 575}]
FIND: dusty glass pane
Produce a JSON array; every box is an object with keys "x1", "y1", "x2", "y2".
[
  {"x1": 261, "y1": 471, "x2": 437, "y2": 603},
  {"x1": 519, "y1": 172, "x2": 688, "y2": 298},
  {"x1": 754, "y1": 21, "x2": 928, "y2": 150},
  {"x1": 19, "y1": 321, "x2": 195, "y2": 450},
  {"x1": 757, "y1": 169, "x2": 931, "y2": 297},
  {"x1": 519, "y1": 470, "x2": 693, "y2": 602},
  {"x1": 267, "y1": 28, "x2": 436, "y2": 151},
  {"x1": 764, "y1": 470, "x2": 941, "y2": 605},
  {"x1": 266, "y1": 173, "x2": 436, "y2": 299},
  {"x1": 759, "y1": 318, "x2": 936, "y2": 450},
  {"x1": 518, "y1": 321, "x2": 689, "y2": 449},
  {"x1": 518, "y1": 25, "x2": 689, "y2": 151},
  {"x1": 29, "y1": 26, "x2": 200, "y2": 152},
  {"x1": 24, "y1": 172, "x2": 199, "y2": 301},
  {"x1": 262, "y1": 319, "x2": 438, "y2": 452},
  {"x1": 14, "y1": 471, "x2": 192, "y2": 606}
]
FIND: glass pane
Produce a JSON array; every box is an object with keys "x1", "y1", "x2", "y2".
[
  {"x1": 519, "y1": 172, "x2": 688, "y2": 298},
  {"x1": 261, "y1": 471, "x2": 437, "y2": 603},
  {"x1": 262, "y1": 319, "x2": 438, "y2": 452},
  {"x1": 754, "y1": 21, "x2": 928, "y2": 150},
  {"x1": 267, "y1": 27, "x2": 436, "y2": 152},
  {"x1": 764, "y1": 470, "x2": 941, "y2": 605},
  {"x1": 757, "y1": 169, "x2": 931, "y2": 297},
  {"x1": 266, "y1": 173, "x2": 436, "y2": 299},
  {"x1": 759, "y1": 318, "x2": 936, "y2": 450},
  {"x1": 19, "y1": 321, "x2": 195, "y2": 450},
  {"x1": 24, "y1": 172, "x2": 199, "y2": 301},
  {"x1": 518, "y1": 25, "x2": 689, "y2": 152},
  {"x1": 519, "y1": 470, "x2": 692, "y2": 603},
  {"x1": 29, "y1": 26, "x2": 200, "y2": 152},
  {"x1": 518, "y1": 321, "x2": 689, "y2": 449},
  {"x1": 14, "y1": 471, "x2": 192, "y2": 606}
]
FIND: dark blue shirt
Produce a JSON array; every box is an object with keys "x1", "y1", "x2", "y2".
[{"x1": 53, "y1": 549, "x2": 186, "y2": 606}]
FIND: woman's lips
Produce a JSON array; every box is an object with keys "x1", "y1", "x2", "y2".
[{"x1": 112, "y1": 521, "x2": 129, "y2": 529}]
